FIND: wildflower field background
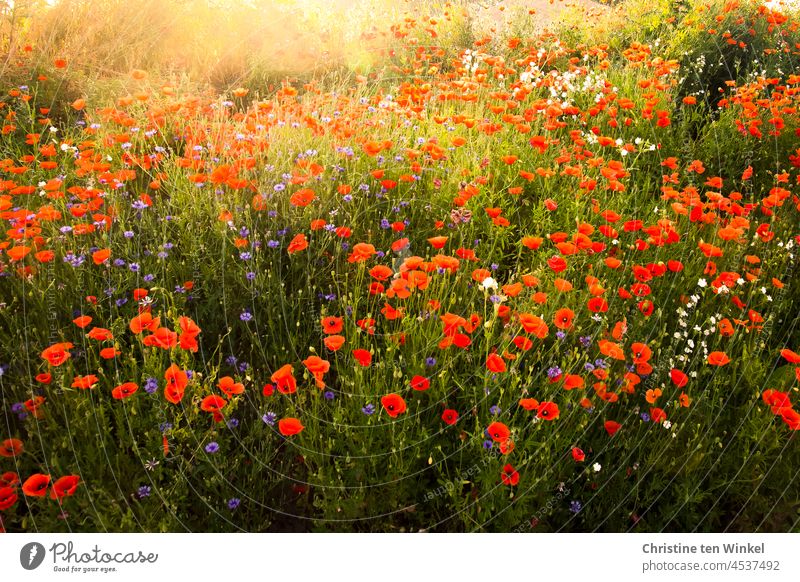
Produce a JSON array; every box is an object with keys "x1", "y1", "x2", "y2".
[{"x1": 1, "y1": 0, "x2": 799, "y2": 533}]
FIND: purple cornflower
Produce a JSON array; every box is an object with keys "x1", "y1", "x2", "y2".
[
  {"x1": 262, "y1": 412, "x2": 277, "y2": 426},
  {"x1": 144, "y1": 377, "x2": 158, "y2": 394},
  {"x1": 137, "y1": 486, "x2": 152, "y2": 499},
  {"x1": 227, "y1": 498, "x2": 241, "y2": 510},
  {"x1": 205, "y1": 442, "x2": 219, "y2": 454},
  {"x1": 362, "y1": 404, "x2": 376, "y2": 416}
]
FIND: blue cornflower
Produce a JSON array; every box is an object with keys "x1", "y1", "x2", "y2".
[{"x1": 144, "y1": 377, "x2": 158, "y2": 394}]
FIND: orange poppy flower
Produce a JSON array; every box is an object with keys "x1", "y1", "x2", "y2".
[
  {"x1": 708, "y1": 351, "x2": 730, "y2": 366},
  {"x1": 303, "y1": 356, "x2": 330, "y2": 389},
  {"x1": 218, "y1": 376, "x2": 245, "y2": 396},
  {"x1": 553, "y1": 308, "x2": 574, "y2": 330},
  {"x1": 41, "y1": 342, "x2": 74, "y2": 367},
  {"x1": 324, "y1": 335, "x2": 345, "y2": 351},
  {"x1": 287, "y1": 233, "x2": 308, "y2": 254},
  {"x1": 72, "y1": 375, "x2": 99, "y2": 390}
]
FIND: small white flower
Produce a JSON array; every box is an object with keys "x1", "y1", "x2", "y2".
[
  {"x1": 481, "y1": 277, "x2": 497, "y2": 291},
  {"x1": 593, "y1": 463, "x2": 602, "y2": 472},
  {"x1": 698, "y1": 279, "x2": 707, "y2": 288}
]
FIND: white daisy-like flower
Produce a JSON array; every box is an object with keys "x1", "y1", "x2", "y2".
[{"x1": 481, "y1": 277, "x2": 497, "y2": 291}]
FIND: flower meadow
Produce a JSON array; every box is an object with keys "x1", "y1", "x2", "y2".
[{"x1": 0, "y1": 0, "x2": 799, "y2": 533}]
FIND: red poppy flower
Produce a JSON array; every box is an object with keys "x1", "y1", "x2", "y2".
[
  {"x1": 303, "y1": 356, "x2": 330, "y2": 389},
  {"x1": 547, "y1": 256, "x2": 567, "y2": 273},
  {"x1": 564, "y1": 375, "x2": 584, "y2": 390},
  {"x1": 631, "y1": 342, "x2": 652, "y2": 364},
  {"x1": 321, "y1": 316, "x2": 343, "y2": 334},
  {"x1": 486, "y1": 353, "x2": 506, "y2": 373},
  {"x1": 670, "y1": 369, "x2": 689, "y2": 388},
  {"x1": 271, "y1": 364, "x2": 297, "y2": 394},
  {"x1": 410, "y1": 375, "x2": 430, "y2": 391},
  {"x1": 352, "y1": 349, "x2": 372, "y2": 367},
  {"x1": 0, "y1": 486, "x2": 18, "y2": 510},
  {"x1": 87, "y1": 327, "x2": 113, "y2": 341},
  {"x1": 99, "y1": 347, "x2": 120, "y2": 359},
  {"x1": 278, "y1": 417, "x2": 305, "y2": 436},
  {"x1": 780, "y1": 349, "x2": 800, "y2": 364},
  {"x1": 0, "y1": 471, "x2": 18, "y2": 487},
  {"x1": 500, "y1": 464, "x2": 519, "y2": 486},
  {"x1": 143, "y1": 327, "x2": 178, "y2": 349},
  {"x1": 381, "y1": 393, "x2": 407, "y2": 418},
  {"x1": 650, "y1": 407, "x2": 667, "y2": 423},
  {"x1": 518, "y1": 313, "x2": 549, "y2": 338},
  {"x1": 604, "y1": 420, "x2": 622, "y2": 436},
  {"x1": 572, "y1": 447, "x2": 585, "y2": 462},
  {"x1": 111, "y1": 382, "x2": 138, "y2": 400},
  {"x1": 22, "y1": 473, "x2": 50, "y2": 497},
  {"x1": 441, "y1": 409, "x2": 458, "y2": 425},
  {"x1": 537, "y1": 401, "x2": 560, "y2": 421},
  {"x1": 129, "y1": 312, "x2": 160, "y2": 334},
  {"x1": 587, "y1": 297, "x2": 608, "y2": 313},
  {"x1": 780, "y1": 408, "x2": 800, "y2": 430},
  {"x1": 487, "y1": 421, "x2": 510, "y2": 442},
  {"x1": 0, "y1": 438, "x2": 23, "y2": 458},
  {"x1": 50, "y1": 475, "x2": 80, "y2": 499},
  {"x1": 200, "y1": 395, "x2": 227, "y2": 413}
]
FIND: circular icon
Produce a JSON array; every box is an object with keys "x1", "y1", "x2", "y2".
[{"x1": 20, "y1": 542, "x2": 46, "y2": 570}]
